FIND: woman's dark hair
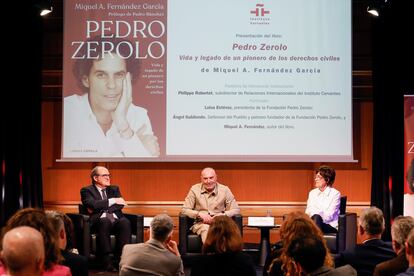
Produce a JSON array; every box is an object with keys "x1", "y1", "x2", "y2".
[
  {"x1": 268, "y1": 211, "x2": 333, "y2": 275},
  {"x1": 202, "y1": 216, "x2": 243, "y2": 254},
  {"x1": 1, "y1": 208, "x2": 62, "y2": 270},
  {"x1": 316, "y1": 165, "x2": 336, "y2": 186}
]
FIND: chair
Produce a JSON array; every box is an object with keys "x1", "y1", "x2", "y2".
[
  {"x1": 323, "y1": 196, "x2": 357, "y2": 254},
  {"x1": 179, "y1": 214, "x2": 243, "y2": 264},
  {"x1": 66, "y1": 204, "x2": 144, "y2": 263}
]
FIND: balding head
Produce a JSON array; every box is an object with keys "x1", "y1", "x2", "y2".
[
  {"x1": 1, "y1": 226, "x2": 44, "y2": 276},
  {"x1": 201, "y1": 167, "x2": 217, "y2": 193}
]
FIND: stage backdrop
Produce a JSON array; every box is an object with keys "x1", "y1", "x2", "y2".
[
  {"x1": 61, "y1": 0, "x2": 353, "y2": 162},
  {"x1": 404, "y1": 95, "x2": 414, "y2": 216}
]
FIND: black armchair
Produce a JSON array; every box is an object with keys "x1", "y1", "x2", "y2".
[
  {"x1": 66, "y1": 204, "x2": 144, "y2": 262},
  {"x1": 323, "y1": 196, "x2": 357, "y2": 254},
  {"x1": 179, "y1": 213, "x2": 243, "y2": 258}
]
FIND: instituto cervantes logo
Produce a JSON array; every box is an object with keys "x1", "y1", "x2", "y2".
[
  {"x1": 250, "y1": 4, "x2": 271, "y2": 25},
  {"x1": 250, "y1": 4, "x2": 270, "y2": 17}
]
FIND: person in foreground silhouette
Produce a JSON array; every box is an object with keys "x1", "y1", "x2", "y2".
[{"x1": 190, "y1": 215, "x2": 256, "y2": 276}]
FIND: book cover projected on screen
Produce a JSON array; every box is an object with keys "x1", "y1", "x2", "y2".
[{"x1": 61, "y1": 0, "x2": 353, "y2": 162}]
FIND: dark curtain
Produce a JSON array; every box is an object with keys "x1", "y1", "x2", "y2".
[
  {"x1": 1, "y1": 2, "x2": 44, "y2": 227},
  {"x1": 371, "y1": 1, "x2": 414, "y2": 240}
]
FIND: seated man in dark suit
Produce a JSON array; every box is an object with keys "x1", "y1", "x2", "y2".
[
  {"x1": 374, "y1": 216, "x2": 414, "y2": 276},
  {"x1": 287, "y1": 235, "x2": 356, "y2": 275},
  {"x1": 335, "y1": 206, "x2": 396, "y2": 276},
  {"x1": 81, "y1": 165, "x2": 131, "y2": 272}
]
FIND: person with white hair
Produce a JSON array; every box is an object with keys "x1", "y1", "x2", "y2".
[
  {"x1": 374, "y1": 216, "x2": 414, "y2": 275},
  {"x1": 335, "y1": 206, "x2": 396, "y2": 276},
  {"x1": 396, "y1": 227, "x2": 414, "y2": 275},
  {"x1": 119, "y1": 213, "x2": 184, "y2": 276}
]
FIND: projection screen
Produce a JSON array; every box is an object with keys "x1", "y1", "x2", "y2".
[{"x1": 61, "y1": 0, "x2": 353, "y2": 162}]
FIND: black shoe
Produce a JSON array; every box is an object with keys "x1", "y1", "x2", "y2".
[{"x1": 104, "y1": 263, "x2": 117, "y2": 272}]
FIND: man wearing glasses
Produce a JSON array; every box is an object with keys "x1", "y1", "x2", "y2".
[{"x1": 81, "y1": 165, "x2": 131, "y2": 272}]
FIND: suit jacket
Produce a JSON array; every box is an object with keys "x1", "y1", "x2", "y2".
[
  {"x1": 374, "y1": 251, "x2": 409, "y2": 276},
  {"x1": 335, "y1": 239, "x2": 396, "y2": 276},
  {"x1": 80, "y1": 184, "x2": 125, "y2": 224},
  {"x1": 119, "y1": 239, "x2": 184, "y2": 276},
  {"x1": 310, "y1": 265, "x2": 357, "y2": 276}
]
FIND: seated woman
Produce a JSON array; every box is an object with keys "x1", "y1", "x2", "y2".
[
  {"x1": 190, "y1": 216, "x2": 256, "y2": 276},
  {"x1": 265, "y1": 211, "x2": 334, "y2": 276},
  {"x1": 0, "y1": 208, "x2": 72, "y2": 276},
  {"x1": 305, "y1": 165, "x2": 341, "y2": 233}
]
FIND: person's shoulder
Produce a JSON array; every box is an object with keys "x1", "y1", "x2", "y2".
[
  {"x1": 334, "y1": 264, "x2": 357, "y2": 275},
  {"x1": 217, "y1": 182, "x2": 231, "y2": 190},
  {"x1": 64, "y1": 93, "x2": 86, "y2": 104},
  {"x1": 236, "y1": 251, "x2": 255, "y2": 262},
  {"x1": 336, "y1": 247, "x2": 357, "y2": 260},
  {"x1": 44, "y1": 264, "x2": 71, "y2": 276},
  {"x1": 123, "y1": 242, "x2": 145, "y2": 252},
  {"x1": 190, "y1": 183, "x2": 203, "y2": 190},
  {"x1": 309, "y1": 187, "x2": 319, "y2": 195},
  {"x1": 329, "y1": 186, "x2": 340, "y2": 195},
  {"x1": 80, "y1": 184, "x2": 94, "y2": 191}
]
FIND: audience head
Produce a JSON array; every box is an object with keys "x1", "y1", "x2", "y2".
[
  {"x1": 270, "y1": 211, "x2": 333, "y2": 275},
  {"x1": 1, "y1": 208, "x2": 62, "y2": 270},
  {"x1": 202, "y1": 215, "x2": 243, "y2": 254},
  {"x1": 405, "y1": 228, "x2": 414, "y2": 265},
  {"x1": 279, "y1": 211, "x2": 324, "y2": 244},
  {"x1": 150, "y1": 214, "x2": 174, "y2": 243},
  {"x1": 0, "y1": 226, "x2": 45, "y2": 276},
  {"x1": 358, "y1": 206, "x2": 385, "y2": 237},
  {"x1": 287, "y1": 235, "x2": 326, "y2": 274},
  {"x1": 45, "y1": 210, "x2": 68, "y2": 250},
  {"x1": 391, "y1": 216, "x2": 414, "y2": 253},
  {"x1": 315, "y1": 165, "x2": 336, "y2": 187},
  {"x1": 200, "y1": 167, "x2": 218, "y2": 193}
]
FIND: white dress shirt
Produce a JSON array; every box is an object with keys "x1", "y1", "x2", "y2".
[{"x1": 305, "y1": 186, "x2": 341, "y2": 228}]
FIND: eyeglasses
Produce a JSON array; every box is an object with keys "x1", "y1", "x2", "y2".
[{"x1": 97, "y1": 174, "x2": 111, "y2": 178}]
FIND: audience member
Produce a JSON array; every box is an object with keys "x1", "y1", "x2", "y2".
[
  {"x1": 287, "y1": 235, "x2": 356, "y2": 275},
  {"x1": 397, "y1": 228, "x2": 414, "y2": 276},
  {"x1": 190, "y1": 216, "x2": 256, "y2": 276},
  {"x1": 374, "y1": 216, "x2": 414, "y2": 276},
  {"x1": 119, "y1": 214, "x2": 184, "y2": 276},
  {"x1": 305, "y1": 165, "x2": 341, "y2": 233},
  {"x1": 80, "y1": 165, "x2": 131, "y2": 271},
  {"x1": 0, "y1": 226, "x2": 45, "y2": 276},
  {"x1": 0, "y1": 208, "x2": 71, "y2": 275},
  {"x1": 265, "y1": 211, "x2": 334, "y2": 276},
  {"x1": 335, "y1": 206, "x2": 396, "y2": 276},
  {"x1": 45, "y1": 210, "x2": 89, "y2": 276},
  {"x1": 181, "y1": 167, "x2": 240, "y2": 243}
]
